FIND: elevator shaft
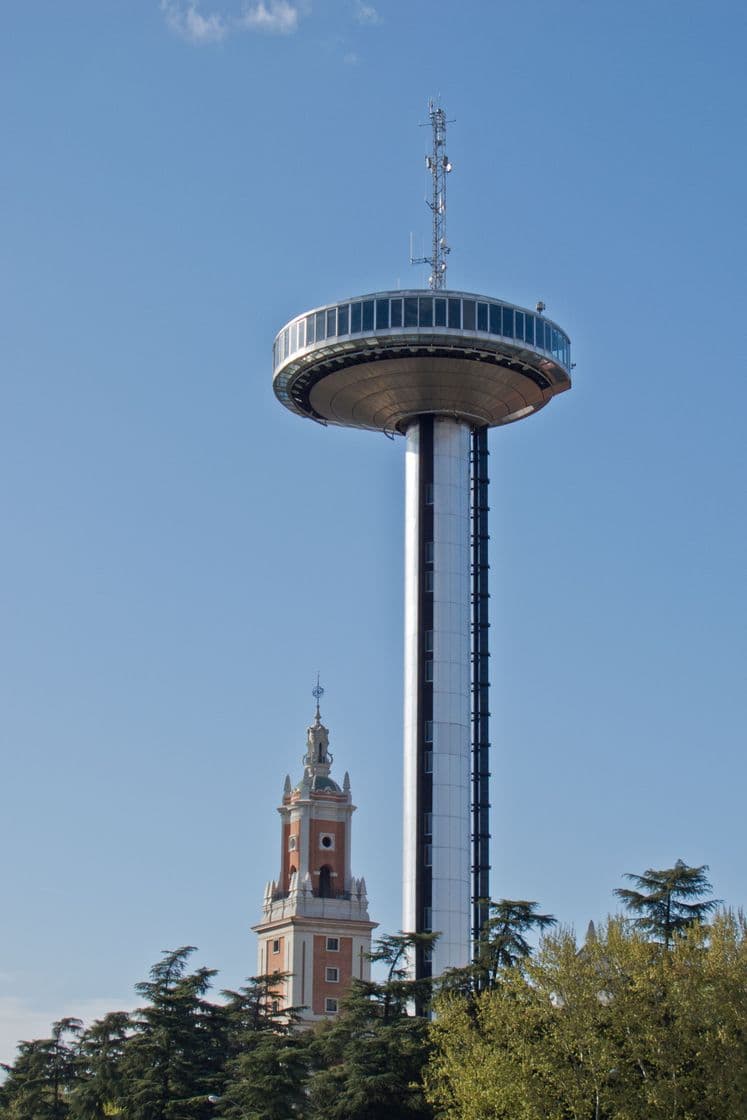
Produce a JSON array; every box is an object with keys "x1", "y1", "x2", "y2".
[{"x1": 403, "y1": 415, "x2": 489, "y2": 981}]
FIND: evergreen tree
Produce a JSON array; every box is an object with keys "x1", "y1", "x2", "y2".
[
  {"x1": 218, "y1": 973, "x2": 309, "y2": 1119},
  {"x1": 120, "y1": 947, "x2": 225, "y2": 1120},
  {"x1": 69, "y1": 1011, "x2": 131, "y2": 1120},
  {"x1": 0, "y1": 1018, "x2": 82, "y2": 1120},
  {"x1": 306, "y1": 933, "x2": 436, "y2": 1120},
  {"x1": 356, "y1": 932, "x2": 437, "y2": 1021},
  {"x1": 615, "y1": 859, "x2": 720, "y2": 948},
  {"x1": 221, "y1": 973, "x2": 301, "y2": 1056},
  {"x1": 440, "y1": 899, "x2": 556, "y2": 994},
  {"x1": 219, "y1": 1033, "x2": 309, "y2": 1120}
]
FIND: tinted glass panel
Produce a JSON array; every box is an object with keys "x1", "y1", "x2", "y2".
[
  {"x1": 362, "y1": 300, "x2": 374, "y2": 330},
  {"x1": 448, "y1": 298, "x2": 461, "y2": 328},
  {"x1": 404, "y1": 297, "x2": 418, "y2": 327},
  {"x1": 297, "y1": 319, "x2": 305, "y2": 349},
  {"x1": 515, "y1": 310, "x2": 524, "y2": 342},
  {"x1": 463, "y1": 300, "x2": 476, "y2": 330},
  {"x1": 326, "y1": 308, "x2": 337, "y2": 337},
  {"x1": 350, "y1": 302, "x2": 362, "y2": 333},
  {"x1": 290, "y1": 323, "x2": 297, "y2": 352},
  {"x1": 283, "y1": 329, "x2": 289, "y2": 359},
  {"x1": 477, "y1": 302, "x2": 488, "y2": 331},
  {"x1": 419, "y1": 297, "x2": 433, "y2": 326},
  {"x1": 535, "y1": 318, "x2": 545, "y2": 349},
  {"x1": 305, "y1": 315, "x2": 315, "y2": 345},
  {"x1": 337, "y1": 305, "x2": 348, "y2": 335},
  {"x1": 315, "y1": 311, "x2": 326, "y2": 341},
  {"x1": 390, "y1": 298, "x2": 402, "y2": 327},
  {"x1": 502, "y1": 307, "x2": 514, "y2": 338},
  {"x1": 489, "y1": 304, "x2": 501, "y2": 334},
  {"x1": 524, "y1": 313, "x2": 534, "y2": 346},
  {"x1": 376, "y1": 298, "x2": 389, "y2": 330},
  {"x1": 434, "y1": 298, "x2": 446, "y2": 326}
]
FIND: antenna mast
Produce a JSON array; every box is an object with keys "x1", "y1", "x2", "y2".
[{"x1": 411, "y1": 100, "x2": 453, "y2": 290}]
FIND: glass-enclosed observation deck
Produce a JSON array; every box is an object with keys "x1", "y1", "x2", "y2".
[{"x1": 272, "y1": 289, "x2": 571, "y2": 433}]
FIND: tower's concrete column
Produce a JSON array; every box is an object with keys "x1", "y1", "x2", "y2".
[{"x1": 403, "y1": 415, "x2": 471, "y2": 977}]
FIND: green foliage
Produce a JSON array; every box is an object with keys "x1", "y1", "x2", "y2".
[
  {"x1": 308, "y1": 990, "x2": 432, "y2": 1120},
  {"x1": 614, "y1": 859, "x2": 720, "y2": 948},
  {"x1": 306, "y1": 932, "x2": 436, "y2": 1120},
  {"x1": 218, "y1": 1033, "x2": 309, "y2": 1120},
  {"x1": 0, "y1": 1018, "x2": 82, "y2": 1120},
  {"x1": 1, "y1": 867, "x2": 740, "y2": 1120},
  {"x1": 358, "y1": 931, "x2": 438, "y2": 1020},
  {"x1": 426, "y1": 913, "x2": 747, "y2": 1120},
  {"x1": 218, "y1": 973, "x2": 308, "y2": 1120},
  {"x1": 120, "y1": 947, "x2": 225, "y2": 1120},
  {"x1": 440, "y1": 900, "x2": 556, "y2": 995},
  {"x1": 220, "y1": 972, "x2": 302, "y2": 1053},
  {"x1": 69, "y1": 1012, "x2": 131, "y2": 1120}
]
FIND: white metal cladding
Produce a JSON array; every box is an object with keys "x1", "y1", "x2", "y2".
[
  {"x1": 430, "y1": 419, "x2": 472, "y2": 975},
  {"x1": 402, "y1": 425, "x2": 420, "y2": 942}
]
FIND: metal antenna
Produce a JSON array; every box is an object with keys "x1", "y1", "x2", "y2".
[{"x1": 410, "y1": 100, "x2": 453, "y2": 290}]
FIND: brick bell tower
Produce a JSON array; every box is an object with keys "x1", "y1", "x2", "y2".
[{"x1": 253, "y1": 685, "x2": 377, "y2": 1021}]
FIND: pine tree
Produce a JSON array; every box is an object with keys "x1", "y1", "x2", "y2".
[
  {"x1": 440, "y1": 899, "x2": 556, "y2": 994},
  {"x1": 615, "y1": 859, "x2": 720, "y2": 948},
  {"x1": 121, "y1": 947, "x2": 226, "y2": 1120},
  {"x1": 218, "y1": 973, "x2": 309, "y2": 1119},
  {"x1": 0, "y1": 1018, "x2": 82, "y2": 1120},
  {"x1": 306, "y1": 933, "x2": 436, "y2": 1120},
  {"x1": 69, "y1": 1011, "x2": 131, "y2": 1120}
]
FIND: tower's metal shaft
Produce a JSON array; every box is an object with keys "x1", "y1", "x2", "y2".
[
  {"x1": 470, "y1": 428, "x2": 491, "y2": 947},
  {"x1": 403, "y1": 416, "x2": 472, "y2": 978}
]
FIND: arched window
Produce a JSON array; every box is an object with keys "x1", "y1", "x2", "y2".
[{"x1": 318, "y1": 865, "x2": 333, "y2": 898}]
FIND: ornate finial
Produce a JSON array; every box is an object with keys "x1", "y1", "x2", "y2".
[{"x1": 312, "y1": 673, "x2": 324, "y2": 722}]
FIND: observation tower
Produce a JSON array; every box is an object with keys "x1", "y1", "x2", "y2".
[{"x1": 272, "y1": 103, "x2": 571, "y2": 981}]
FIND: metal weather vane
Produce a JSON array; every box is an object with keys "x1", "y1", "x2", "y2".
[{"x1": 312, "y1": 673, "x2": 324, "y2": 720}]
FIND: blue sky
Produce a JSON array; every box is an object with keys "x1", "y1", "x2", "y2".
[{"x1": 1, "y1": 0, "x2": 745, "y2": 1062}]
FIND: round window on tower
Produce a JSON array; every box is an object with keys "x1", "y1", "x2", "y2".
[{"x1": 319, "y1": 833, "x2": 335, "y2": 851}]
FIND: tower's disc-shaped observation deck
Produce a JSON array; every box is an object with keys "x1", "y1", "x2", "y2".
[{"x1": 272, "y1": 290, "x2": 571, "y2": 430}]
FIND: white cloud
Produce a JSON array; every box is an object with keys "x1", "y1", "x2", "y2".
[
  {"x1": 354, "y1": 1, "x2": 380, "y2": 24},
  {"x1": 160, "y1": 0, "x2": 303, "y2": 44},
  {"x1": 0, "y1": 996, "x2": 132, "y2": 1068},
  {"x1": 160, "y1": 1, "x2": 229, "y2": 44},
  {"x1": 240, "y1": 1, "x2": 299, "y2": 33}
]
